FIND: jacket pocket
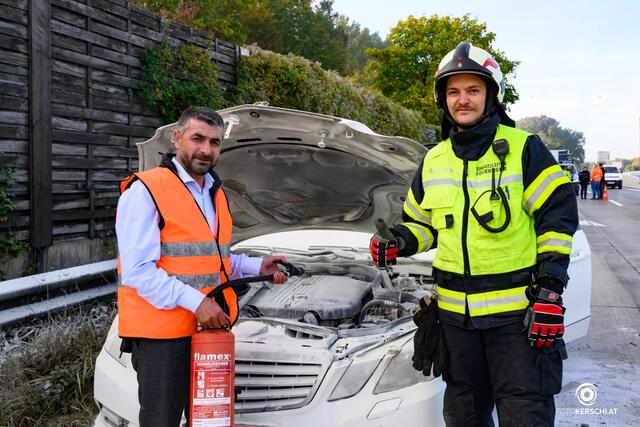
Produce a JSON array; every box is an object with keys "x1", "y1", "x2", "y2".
[{"x1": 422, "y1": 189, "x2": 457, "y2": 230}]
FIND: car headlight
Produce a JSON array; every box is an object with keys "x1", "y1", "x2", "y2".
[
  {"x1": 328, "y1": 356, "x2": 383, "y2": 401},
  {"x1": 374, "y1": 336, "x2": 434, "y2": 394}
]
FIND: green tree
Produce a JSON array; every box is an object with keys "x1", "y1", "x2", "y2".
[
  {"x1": 335, "y1": 15, "x2": 386, "y2": 76},
  {"x1": 517, "y1": 115, "x2": 586, "y2": 165},
  {"x1": 366, "y1": 14, "x2": 519, "y2": 125}
]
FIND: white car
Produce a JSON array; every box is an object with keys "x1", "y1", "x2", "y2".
[
  {"x1": 93, "y1": 105, "x2": 592, "y2": 427},
  {"x1": 603, "y1": 165, "x2": 623, "y2": 189}
]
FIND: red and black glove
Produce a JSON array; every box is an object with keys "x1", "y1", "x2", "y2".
[
  {"x1": 370, "y1": 233, "x2": 399, "y2": 267},
  {"x1": 524, "y1": 287, "x2": 565, "y2": 348}
]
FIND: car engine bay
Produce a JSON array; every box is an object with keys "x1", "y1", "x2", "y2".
[{"x1": 236, "y1": 247, "x2": 435, "y2": 328}]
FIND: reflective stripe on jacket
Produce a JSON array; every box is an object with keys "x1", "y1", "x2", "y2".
[
  {"x1": 401, "y1": 125, "x2": 572, "y2": 319},
  {"x1": 117, "y1": 167, "x2": 237, "y2": 339}
]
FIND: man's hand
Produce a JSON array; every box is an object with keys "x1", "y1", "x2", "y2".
[
  {"x1": 260, "y1": 255, "x2": 289, "y2": 284},
  {"x1": 524, "y1": 287, "x2": 565, "y2": 348},
  {"x1": 195, "y1": 297, "x2": 230, "y2": 329}
]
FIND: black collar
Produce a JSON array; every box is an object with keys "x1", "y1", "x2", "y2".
[{"x1": 449, "y1": 113, "x2": 501, "y2": 161}]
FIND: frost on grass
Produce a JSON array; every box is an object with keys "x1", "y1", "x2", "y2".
[{"x1": 0, "y1": 302, "x2": 116, "y2": 426}]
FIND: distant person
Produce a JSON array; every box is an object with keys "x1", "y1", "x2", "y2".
[
  {"x1": 562, "y1": 165, "x2": 571, "y2": 180},
  {"x1": 591, "y1": 164, "x2": 603, "y2": 199},
  {"x1": 599, "y1": 163, "x2": 606, "y2": 199},
  {"x1": 578, "y1": 166, "x2": 590, "y2": 199}
]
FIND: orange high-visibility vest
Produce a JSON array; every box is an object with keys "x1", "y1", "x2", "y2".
[
  {"x1": 591, "y1": 167, "x2": 603, "y2": 182},
  {"x1": 117, "y1": 167, "x2": 238, "y2": 339}
]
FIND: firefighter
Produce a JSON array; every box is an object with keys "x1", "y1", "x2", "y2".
[
  {"x1": 116, "y1": 106, "x2": 289, "y2": 427},
  {"x1": 370, "y1": 42, "x2": 578, "y2": 426}
]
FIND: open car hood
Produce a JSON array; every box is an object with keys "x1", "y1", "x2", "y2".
[{"x1": 137, "y1": 104, "x2": 428, "y2": 242}]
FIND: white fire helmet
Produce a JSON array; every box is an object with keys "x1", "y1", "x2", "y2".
[{"x1": 433, "y1": 42, "x2": 505, "y2": 106}]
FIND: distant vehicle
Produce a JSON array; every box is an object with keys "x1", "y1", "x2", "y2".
[
  {"x1": 550, "y1": 149, "x2": 571, "y2": 164},
  {"x1": 549, "y1": 150, "x2": 579, "y2": 195},
  {"x1": 603, "y1": 165, "x2": 623, "y2": 189}
]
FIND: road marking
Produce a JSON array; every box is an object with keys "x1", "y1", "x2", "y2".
[
  {"x1": 624, "y1": 187, "x2": 640, "y2": 193},
  {"x1": 579, "y1": 219, "x2": 606, "y2": 227},
  {"x1": 608, "y1": 200, "x2": 624, "y2": 207}
]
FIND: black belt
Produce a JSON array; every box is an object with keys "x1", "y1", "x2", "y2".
[{"x1": 433, "y1": 266, "x2": 535, "y2": 293}]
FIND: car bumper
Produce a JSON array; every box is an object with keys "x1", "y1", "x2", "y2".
[
  {"x1": 235, "y1": 374, "x2": 446, "y2": 427},
  {"x1": 93, "y1": 342, "x2": 447, "y2": 427},
  {"x1": 604, "y1": 180, "x2": 621, "y2": 187}
]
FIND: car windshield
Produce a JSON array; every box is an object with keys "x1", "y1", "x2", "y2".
[{"x1": 603, "y1": 166, "x2": 619, "y2": 173}]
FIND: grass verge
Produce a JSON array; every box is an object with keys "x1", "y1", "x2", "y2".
[{"x1": 0, "y1": 301, "x2": 116, "y2": 426}]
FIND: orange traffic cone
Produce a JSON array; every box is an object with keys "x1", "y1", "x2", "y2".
[{"x1": 602, "y1": 184, "x2": 609, "y2": 201}]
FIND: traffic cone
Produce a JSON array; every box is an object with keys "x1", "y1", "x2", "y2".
[{"x1": 602, "y1": 183, "x2": 609, "y2": 201}]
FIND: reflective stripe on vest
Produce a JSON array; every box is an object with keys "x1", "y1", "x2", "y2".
[
  {"x1": 436, "y1": 284, "x2": 529, "y2": 317},
  {"x1": 117, "y1": 167, "x2": 237, "y2": 339}
]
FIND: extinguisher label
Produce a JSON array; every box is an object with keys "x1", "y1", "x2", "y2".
[{"x1": 192, "y1": 353, "x2": 233, "y2": 427}]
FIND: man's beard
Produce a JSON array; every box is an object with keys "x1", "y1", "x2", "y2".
[{"x1": 178, "y1": 151, "x2": 215, "y2": 176}]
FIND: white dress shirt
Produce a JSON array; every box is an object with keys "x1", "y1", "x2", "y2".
[{"x1": 116, "y1": 158, "x2": 262, "y2": 313}]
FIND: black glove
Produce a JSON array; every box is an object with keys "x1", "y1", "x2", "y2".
[{"x1": 412, "y1": 296, "x2": 448, "y2": 377}]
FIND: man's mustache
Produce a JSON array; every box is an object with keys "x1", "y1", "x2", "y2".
[{"x1": 193, "y1": 154, "x2": 213, "y2": 162}]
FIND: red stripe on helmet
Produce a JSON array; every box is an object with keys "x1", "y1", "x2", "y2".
[{"x1": 483, "y1": 58, "x2": 498, "y2": 70}]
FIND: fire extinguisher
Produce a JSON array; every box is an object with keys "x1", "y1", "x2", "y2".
[{"x1": 189, "y1": 262, "x2": 304, "y2": 427}]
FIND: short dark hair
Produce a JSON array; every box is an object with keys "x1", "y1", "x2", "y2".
[{"x1": 176, "y1": 106, "x2": 224, "y2": 133}]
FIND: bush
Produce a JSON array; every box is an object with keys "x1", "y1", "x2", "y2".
[
  {"x1": 0, "y1": 303, "x2": 116, "y2": 426},
  {"x1": 234, "y1": 47, "x2": 435, "y2": 144},
  {"x1": 140, "y1": 42, "x2": 225, "y2": 123}
]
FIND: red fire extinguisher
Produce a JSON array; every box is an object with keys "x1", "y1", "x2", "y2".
[
  {"x1": 189, "y1": 262, "x2": 304, "y2": 427},
  {"x1": 190, "y1": 329, "x2": 236, "y2": 427}
]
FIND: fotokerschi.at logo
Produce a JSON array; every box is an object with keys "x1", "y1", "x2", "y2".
[{"x1": 575, "y1": 383, "x2": 598, "y2": 406}]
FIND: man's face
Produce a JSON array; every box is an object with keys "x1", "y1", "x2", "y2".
[
  {"x1": 173, "y1": 119, "x2": 223, "y2": 177},
  {"x1": 445, "y1": 74, "x2": 487, "y2": 127}
]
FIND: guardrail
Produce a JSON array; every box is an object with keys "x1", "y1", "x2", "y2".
[{"x1": 0, "y1": 259, "x2": 117, "y2": 329}]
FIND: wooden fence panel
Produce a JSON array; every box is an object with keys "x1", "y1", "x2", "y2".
[
  {"x1": 0, "y1": 0, "x2": 32, "y2": 247},
  {"x1": 0, "y1": 0, "x2": 239, "y2": 270}
]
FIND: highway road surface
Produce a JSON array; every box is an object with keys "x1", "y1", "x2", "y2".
[{"x1": 556, "y1": 183, "x2": 640, "y2": 426}]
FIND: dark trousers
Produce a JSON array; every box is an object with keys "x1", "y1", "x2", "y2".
[
  {"x1": 579, "y1": 182, "x2": 588, "y2": 199},
  {"x1": 131, "y1": 337, "x2": 192, "y2": 427},
  {"x1": 441, "y1": 321, "x2": 565, "y2": 427}
]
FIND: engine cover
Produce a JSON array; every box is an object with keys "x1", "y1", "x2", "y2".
[{"x1": 247, "y1": 275, "x2": 371, "y2": 321}]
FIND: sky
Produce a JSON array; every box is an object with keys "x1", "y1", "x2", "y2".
[{"x1": 331, "y1": 0, "x2": 640, "y2": 162}]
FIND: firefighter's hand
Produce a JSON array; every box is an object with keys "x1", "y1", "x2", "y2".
[
  {"x1": 524, "y1": 287, "x2": 565, "y2": 348},
  {"x1": 195, "y1": 297, "x2": 230, "y2": 329},
  {"x1": 260, "y1": 256, "x2": 289, "y2": 284}
]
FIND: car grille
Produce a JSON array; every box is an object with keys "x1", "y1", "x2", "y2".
[{"x1": 235, "y1": 358, "x2": 325, "y2": 412}]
